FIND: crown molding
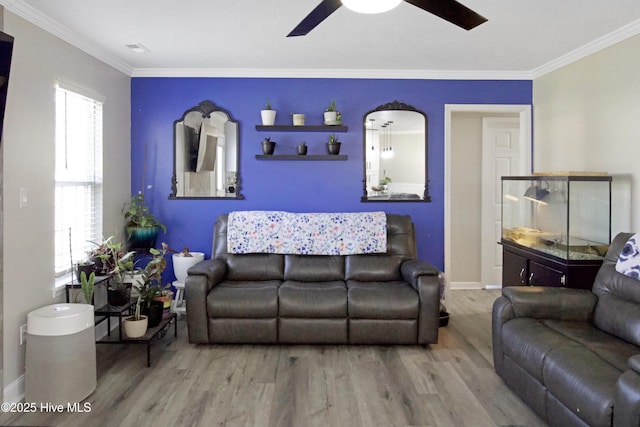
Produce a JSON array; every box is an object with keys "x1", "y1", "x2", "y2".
[
  {"x1": 4, "y1": 0, "x2": 639, "y2": 82},
  {"x1": 531, "y1": 18, "x2": 640, "y2": 79},
  {"x1": 0, "y1": 0, "x2": 133, "y2": 75},
  {"x1": 130, "y1": 67, "x2": 533, "y2": 80}
]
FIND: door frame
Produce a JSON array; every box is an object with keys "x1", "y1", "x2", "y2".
[{"x1": 444, "y1": 104, "x2": 532, "y2": 293}]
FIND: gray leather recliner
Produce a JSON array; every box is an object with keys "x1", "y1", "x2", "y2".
[
  {"x1": 493, "y1": 232, "x2": 640, "y2": 427},
  {"x1": 185, "y1": 213, "x2": 442, "y2": 345}
]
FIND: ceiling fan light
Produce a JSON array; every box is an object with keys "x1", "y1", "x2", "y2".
[{"x1": 342, "y1": 0, "x2": 402, "y2": 14}]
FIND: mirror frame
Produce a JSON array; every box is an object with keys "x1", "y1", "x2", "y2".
[
  {"x1": 169, "y1": 100, "x2": 244, "y2": 200},
  {"x1": 361, "y1": 100, "x2": 431, "y2": 202}
]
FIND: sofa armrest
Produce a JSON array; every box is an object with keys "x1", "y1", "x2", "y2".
[
  {"x1": 492, "y1": 286, "x2": 596, "y2": 379},
  {"x1": 501, "y1": 286, "x2": 597, "y2": 322},
  {"x1": 400, "y1": 260, "x2": 441, "y2": 345},
  {"x1": 185, "y1": 259, "x2": 227, "y2": 343},
  {"x1": 614, "y1": 355, "x2": 640, "y2": 427},
  {"x1": 401, "y1": 259, "x2": 440, "y2": 284},
  {"x1": 414, "y1": 274, "x2": 441, "y2": 345}
]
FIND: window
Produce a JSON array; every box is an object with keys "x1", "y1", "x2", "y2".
[{"x1": 54, "y1": 82, "x2": 103, "y2": 280}]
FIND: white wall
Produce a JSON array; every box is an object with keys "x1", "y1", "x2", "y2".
[
  {"x1": 449, "y1": 112, "x2": 518, "y2": 285},
  {"x1": 2, "y1": 13, "x2": 130, "y2": 396},
  {"x1": 534, "y1": 34, "x2": 640, "y2": 232}
]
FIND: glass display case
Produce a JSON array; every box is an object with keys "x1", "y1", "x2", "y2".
[{"x1": 501, "y1": 175, "x2": 612, "y2": 261}]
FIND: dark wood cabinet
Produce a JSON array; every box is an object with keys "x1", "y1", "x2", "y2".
[{"x1": 502, "y1": 242, "x2": 602, "y2": 289}]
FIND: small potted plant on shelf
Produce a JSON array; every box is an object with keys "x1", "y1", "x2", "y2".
[
  {"x1": 75, "y1": 270, "x2": 95, "y2": 305},
  {"x1": 261, "y1": 100, "x2": 276, "y2": 126},
  {"x1": 134, "y1": 245, "x2": 169, "y2": 327},
  {"x1": 75, "y1": 259, "x2": 95, "y2": 282},
  {"x1": 123, "y1": 192, "x2": 166, "y2": 251},
  {"x1": 324, "y1": 100, "x2": 341, "y2": 124},
  {"x1": 297, "y1": 141, "x2": 308, "y2": 155},
  {"x1": 327, "y1": 134, "x2": 341, "y2": 155},
  {"x1": 99, "y1": 238, "x2": 136, "y2": 306},
  {"x1": 87, "y1": 235, "x2": 117, "y2": 275},
  {"x1": 261, "y1": 137, "x2": 276, "y2": 155},
  {"x1": 123, "y1": 295, "x2": 148, "y2": 338}
]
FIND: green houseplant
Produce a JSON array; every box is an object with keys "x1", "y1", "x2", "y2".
[
  {"x1": 261, "y1": 100, "x2": 276, "y2": 126},
  {"x1": 327, "y1": 134, "x2": 341, "y2": 155},
  {"x1": 324, "y1": 100, "x2": 340, "y2": 123},
  {"x1": 98, "y1": 237, "x2": 136, "y2": 306},
  {"x1": 124, "y1": 295, "x2": 148, "y2": 338},
  {"x1": 261, "y1": 137, "x2": 276, "y2": 155},
  {"x1": 123, "y1": 192, "x2": 166, "y2": 251},
  {"x1": 75, "y1": 271, "x2": 95, "y2": 305},
  {"x1": 134, "y1": 245, "x2": 169, "y2": 327}
]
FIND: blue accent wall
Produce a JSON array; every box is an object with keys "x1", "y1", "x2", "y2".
[{"x1": 131, "y1": 77, "x2": 532, "y2": 275}]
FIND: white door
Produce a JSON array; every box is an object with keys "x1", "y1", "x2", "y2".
[{"x1": 481, "y1": 117, "x2": 522, "y2": 287}]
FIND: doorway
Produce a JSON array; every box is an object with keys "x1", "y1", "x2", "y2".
[{"x1": 444, "y1": 105, "x2": 532, "y2": 293}]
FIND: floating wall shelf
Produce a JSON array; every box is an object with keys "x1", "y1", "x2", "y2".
[
  {"x1": 255, "y1": 154, "x2": 348, "y2": 161},
  {"x1": 255, "y1": 125, "x2": 348, "y2": 132}
]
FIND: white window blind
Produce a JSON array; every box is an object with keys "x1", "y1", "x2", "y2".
[{"x1": 54, "y1": 85, "x2": 103, "y2": 278}]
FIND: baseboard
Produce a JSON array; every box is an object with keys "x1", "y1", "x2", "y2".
[
  {"x1": 450, "y1": 281, "x2": 483, "y2": 290},
  {"x1": 4, "y1": 374, "x2": 24, "y2": 404},
  {"x1": 3, "y1": 317, "x2": 120, "y2": 403},
  {"x1": 484, "y1": 284, "x2": 503, "y2": 290}
]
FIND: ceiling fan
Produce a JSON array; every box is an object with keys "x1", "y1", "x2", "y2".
[{"x1": 287, "y1": 0, "x2": 487, "y2": 37}]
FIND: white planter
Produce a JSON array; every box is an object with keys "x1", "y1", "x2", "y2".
[
  {"x1": 124, "y1": 315, "x2": 148, "y2": 338},
  {"x1": 173, "y1": 252, "x2": 205, "y2": 283},
  {"x1": 324, "y1": 111, "x2": 337, "y2": 123},
  {"x1": 292, "y1": 114, "x2": 305, "y2": 126},
  {"x1": 261, "y1": 109, "x2": 276, "y2": 126}
]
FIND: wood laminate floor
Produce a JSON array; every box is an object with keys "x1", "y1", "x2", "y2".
[{"x1": 1, "y1": 290, "x2": 546, "y2": 427}]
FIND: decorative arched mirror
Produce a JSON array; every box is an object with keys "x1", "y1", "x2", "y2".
[
  {"x1": 361, "y1": 101, "x2": 431, "y2": 202},
  {"x1": 170, "y1": 100, "x2": 243, "y2": 199}
]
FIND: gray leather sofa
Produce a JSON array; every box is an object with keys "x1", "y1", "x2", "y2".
[
  {"x1": 493, "y1": 232, "x2": 640, "y2": 427},
  {"x1": 185, "y1": 213, "x2": 442, "y2": 345}
]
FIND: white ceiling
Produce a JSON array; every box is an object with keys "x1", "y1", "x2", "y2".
[{"x1": 4, "y1": 0, "x2": 640, "y2": 79}]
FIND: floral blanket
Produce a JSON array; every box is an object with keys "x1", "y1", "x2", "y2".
[
  {"x1": 616, "y1": 233, "x2": 640, "y2": 279},
  {"x1": 227, "y1": 211, "x2": 387, "y2": 255}
]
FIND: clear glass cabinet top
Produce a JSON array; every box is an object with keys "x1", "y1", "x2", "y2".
[{"x1": 501, "y1": 175, "x2": 612, "y2": 260}]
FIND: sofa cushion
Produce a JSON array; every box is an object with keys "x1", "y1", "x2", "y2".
[
  {"x1": 347, "y1": 281, "x2": 418, "y2": 319},
  {"x1": 544, "y1": 319, "x2": 640, "y2": 371},
  {"x1": 279, "y1": 281, "x2": 347, "y2": 318},
  {"x1": 284, "y1": 255, "x2": 344, "y2": 282},
  {"x1": 345, "y1": 255, "x2": 404, "y2": 281},
  {"x1": 224, "y1": 254, "x2": 284, "y2": 281},
  {"x1": 543, "y1": 346, "x2": 620, "y2": 427},
  {"x1": 501, "y1": 318, "x2": 581, "y2": 381},
  {"x1": 207, "y1": 280, "x2": 280, "y2": 318}
]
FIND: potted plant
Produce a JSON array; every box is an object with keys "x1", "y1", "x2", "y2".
[
  {"x1": 75, "y1": 259, "x2": 95, "y2": 282},
  {"x1": 75, "y1": 271, "x2": 95, "y2": 305},
  {"x1": 169, "y1": 246, "x2": 205, "y2": 283},
  {"x1": 327, "y1": 134, "x2": 341, "y2": 155},
  {"x1": 261, "y1": 137, "x2": 276, "y2": 155},
  {"x1": 87, "y1": 235, "x2": 117, "y2": 275},
  {"x1": 123, "y1": 192, "x2": 166, "y2": 251},
  {"x1": 380, "y1": 176, "x2": 392, "y2": 189},
  {"x1": 297, "y1": 141, "x2": 308, "y2": 156},
  {"x1": 134, "y1": 246, "x2": 168, "y2": 327},
  {"x1": 260, "y1": 100, "x2": 276, "y2": 126},
  {"x1": 324, "y1": 100, "x2": 339, "y2": 124},
  {"x1": 123, "y1": 295, "x2": 148, "y2": 338},
  {"x1": 99, "y1": 238, "x2": 136, "y2": 306}
]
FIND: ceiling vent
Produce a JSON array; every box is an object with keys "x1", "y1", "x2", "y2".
[{"x1": 125, "y1": 43, "x2": 150, "y2": 54}]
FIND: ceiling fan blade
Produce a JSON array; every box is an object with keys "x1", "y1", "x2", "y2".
[
  {"x1": 287, "y1": 0, "x2": 343, "y2": 37},
  {"x1": 404, "y1": 0, "x2": 487, "y2": 30}
]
